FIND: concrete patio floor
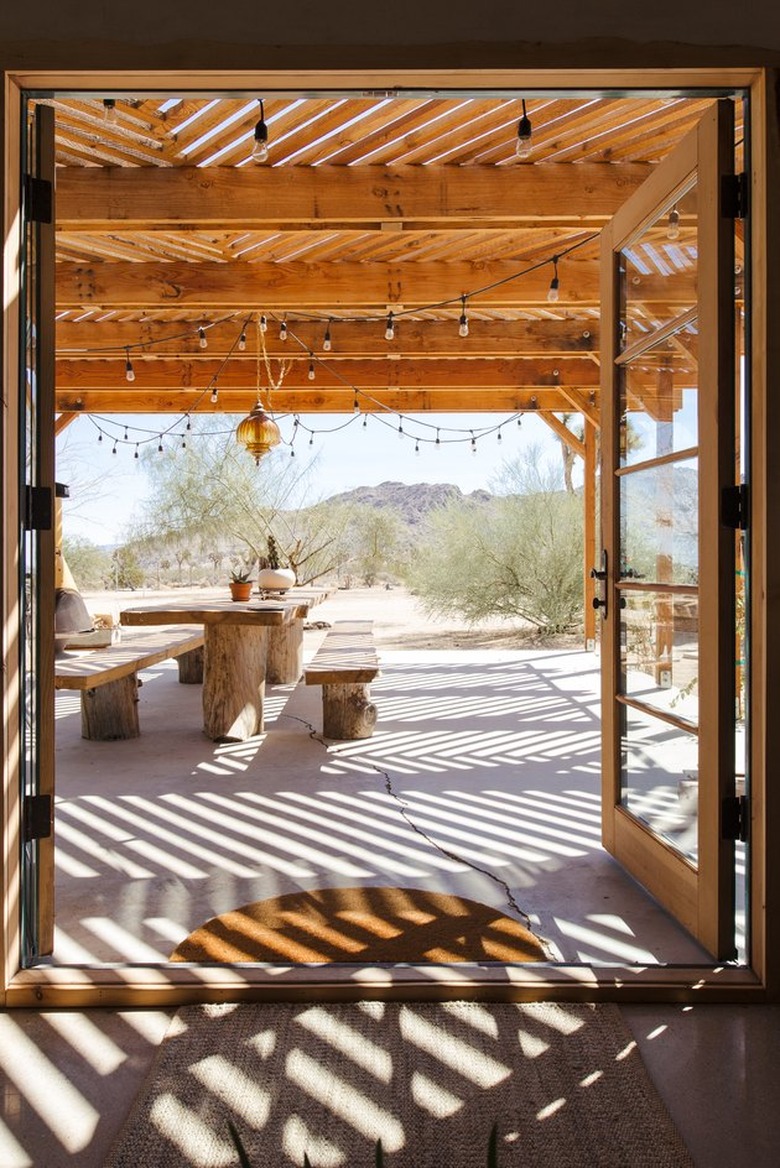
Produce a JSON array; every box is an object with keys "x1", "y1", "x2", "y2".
[{"x1": 51, "y1": 588, "x2": 710, "y2": 967}]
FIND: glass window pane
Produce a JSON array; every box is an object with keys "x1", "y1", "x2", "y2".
[
  {"x1": 619, "y1": 180, "x2": 697, "y2": 350},
  {"x1": 619, "y1": 458, "x2": 698, "y2": 585},
  {"x1": 619, "y1": 590, "x2": 698, "y2": 722},
  {"x1": 621, "y1": 705, "x2": 698, "y2": 863},
  {"x1": 620, "y1": 347, "x2": 698, "y2": 467}
]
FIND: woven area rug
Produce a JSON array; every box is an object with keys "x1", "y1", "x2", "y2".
[
  {"x1": 169, "y1": 887, "x2": 549, "y2": 963},
  {"x1": 105, "y1": 1002, "x2": 693, "y2": 1168}
]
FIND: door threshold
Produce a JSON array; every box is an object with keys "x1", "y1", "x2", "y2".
[{"x1": 5, "y1": 960, "x2": 764, "y2": 1007}]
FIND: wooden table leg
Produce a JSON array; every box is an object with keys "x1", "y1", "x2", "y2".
[
  {"x1": 202, "y1": 624, "x2": 267, "y2": 741},
  {"x1": 266, "y1": 618, "x2": 304, "y2": 684}
]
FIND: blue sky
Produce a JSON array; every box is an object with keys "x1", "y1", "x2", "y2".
[{"x1": 57, "y1": 408, "x2": 570, "y2": 545}]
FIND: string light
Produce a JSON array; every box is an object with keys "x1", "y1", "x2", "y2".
[
  {"x1": 210, "y1": 382, "x2": 219, "y2": 404},
  {"x1": 198, "y1": 325, "x2": 208, "y2": 349},
  {"x1": 279, "y1": 319, "x2": 288, "y2": 341},
  {"x1": 398, "y1": 420, "x2": 404, "y2": 438},
  {"x1": 385, "y1": 311, "x2": 395, "y2": 341},
  {"x1": 471, "y1": 430, "x2": 477, "y2": 455},
  {"x1": 238, "y1": 328, "x2": 247, "y2": 351},
  {"x1": 186, "y1": 416, "x2": 192, "y2": 431},
  {"x1": 112, "y1": 441, "x2": 117, "y2": 455},
  {"x1": 435, "y1": 428, "x2": 441, "y2": 449},
  {"x1": 103, "y1": 99, "x2": 117, "y2": 124},
  {"x1": 547, "y1": 257, "x2": 560, "y2": 303},
  {"x1": 98, "y1": 432, "x2": 103, "y2": 443},
  {"x1": 251, "y1": 100, "x2": 269, "y2": 163},
  {"x1": 260, "y1": 314, "x2": 267, "y2": 333},
  {"x1": 667, "y1": 206, "x2": 681, "y2": 240},
  {"x1": 308, "y1": 354, "x2": 316, "y2": 380},
  {"x1": 181, "y1": 435, "x2": 187, "y2": 449},
  {"x1": 123, "y1": 425, "x2": 128, "y2": 440},
  {"x1": 516, "y1": 99, "x2": 533, "y2": 159},
  {"x1": 415, "y1": 440, "x2": 420, "y2": 455},
  {"x1": 363, "y1": 413, "x2": 368, "y2": 428},
  {"x1": 353, "y1": 394, "x2": 360, "y2": 413},
  {"x1": 157, "y1": 435, "x2": 164, "y2": 453},
  {"x1": 458, "y1": 296, "x2": 469, "y2": 338},
  {"x1": 134, "y1": 444, "x2": 139, "y2": 459},
  {"x1": 124, "y1": 349, "x2": 135, "y2": 382},
  {"x1": 497, "y1": 427, "x2": 502, "y2": 443},
  {"x1": 323, "y1": 320, "x2": 332, "y2": 352},
  {"x1": 309, "y1": 433, "x2": 314, "y2": 446}
]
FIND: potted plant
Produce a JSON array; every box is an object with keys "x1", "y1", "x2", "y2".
[
  {"x1": 256, "y1": 534, "x2": 296, "y2": 592},
  {"x1": 229, "y1": 561, "x2": 254, "y2": 602}
]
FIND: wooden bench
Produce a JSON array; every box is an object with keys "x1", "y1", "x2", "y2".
[
  {"x1": 55, "y1": 629, "x2": 205, "y2": 741},
  {"x1": 304, "y1": 620, "x2": 380, "y2": 739}
]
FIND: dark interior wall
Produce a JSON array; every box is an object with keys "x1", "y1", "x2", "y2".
[{"x1": 0, "y1": 1, "x2": 779, "y2": 63}]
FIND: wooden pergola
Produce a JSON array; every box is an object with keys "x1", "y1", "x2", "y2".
[{"x1": 51, "y1": 91, "x2": 716, "y2": 639}]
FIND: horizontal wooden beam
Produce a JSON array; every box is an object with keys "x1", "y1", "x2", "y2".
[
  {"x1": 56, "y1": 318, "x2": 601, "y2": 358},
  {"x1": 56, "y1": 164, "x2": 654, "y2": 231},
  {"x1": 55, "y1": 388, "x2": 587, "y2": 415},
  {"x1": 55, "y1": 356, "x2": 601, "y2": 391},
  {"x1": 56, "y1": 259, "x2": 689, "y2": 309}
]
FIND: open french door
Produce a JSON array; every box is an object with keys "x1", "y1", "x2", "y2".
[
  {"x1": 599, "y1": 100, "x2": 742, "y2": 960},
  {"x1": 19, "y1": 99, "x2": 56, "y2": 963}
]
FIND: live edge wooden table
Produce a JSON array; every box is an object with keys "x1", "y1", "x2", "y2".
[{"x1": 119, "y1": 588, "x2": 329, "y2": 742}]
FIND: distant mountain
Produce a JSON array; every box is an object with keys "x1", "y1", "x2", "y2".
[{"x1": 325, "y1": 481, "x2": 493, "y2": 525}]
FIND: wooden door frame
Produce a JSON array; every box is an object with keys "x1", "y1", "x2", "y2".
[{"x1": 2, "y1": 64, "x2": 777, "y2": 1006}]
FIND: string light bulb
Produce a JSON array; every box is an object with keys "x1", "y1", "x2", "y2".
[
  {"x1": 210, "y1": 382, "x2": 219, "y2": 404},
  {"x1": 385, "y1": 311, "x2": 395, "y2": 341},
  {"x1": 308, "y1": 354, "x2": 316, "y2": 381},
  {"x1": 547, "y1": 257, "x2": 560, "y2": 303},
  {"x1": 198, "y1": 326, "x2": 208, "y2": 349},
  {"x1": 459, "y1": 296, "x2": 469, "y2": 338},
  {"x1": 260, "y1": 314, "x2": 267, "y2": 333},
  {"x1": 471, "y1": 431, "x2": 477, "y2": 455},
  {"x1": 112, "y1": 441, "x2": 117, "y2": 455},
  {"x1": 134, "y1": 445, "x2": 139, "y2": 459},
  {"x1": 516, "y1": 99, "x2": 533, "y2": 159},
  {"x1": 353, "y1": 394, "x2": 360, "y2": 413},
  {"x1": 667, "y1": 206, "x2": 681, "y2": 240},
  {"x1": 323, "y1": 320, "x2": 332, "y2": 352},
  {"x1": 103, "y1": 99, "x2": 117, "y2": 124},
  {"x1": 238, "y1": 328, "x2": 247, "y2": 351},
  {"x1": 279, "y1": 319, "x2": 288, "y2": 341},
  {"x1": 415, "y1": 440, "x2": 420, "y2": 456},
  {"x1": 157, "y1": 435, "x2": 164, "y2": 453},
  {"x1": 124, "y1": 350, "x2": 135, "y2": 382},
  {"x1": 435, "y1": 428, "x2": 441, "y2": 449},
  {"x1": 251, "y1": 100, "x2": 269, "y2": 163}
]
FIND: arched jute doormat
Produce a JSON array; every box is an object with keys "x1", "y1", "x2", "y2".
[{"x1": 169, "y1": 886, "x2": 548, "y2": 963}]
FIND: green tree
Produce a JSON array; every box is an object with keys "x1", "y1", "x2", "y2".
[
  {"x1": 130, "y1": 424, "x2": 344, "y2": 585},
  {"x1": 108, "y1": 545, "x2": 145, "y2": 590},
  {"x1": 61, "y1": 536, "x2": 111, "y2": 590},
  {"x1": 408, "y1": 449, "x2": 583, "y2": 634}
]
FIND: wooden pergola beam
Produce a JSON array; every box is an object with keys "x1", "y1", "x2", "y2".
[
  {"x1": 55, "y1": 163, "x2": 654, "y2": 230},
  {"x1": 55, "y1": 318, "x2": 601, "y2": 358},
  {"x1": 538, "y1": 411, "x2": 586, "y2": 458},
  {"x1": 56, "y1": 259, "x2": 690, "y2": 310},
  {"x1": 55, "y1": 356, "x2": 600, "y2": 391},
  {"x1": 54, "y1": 387, "x2": 589, "y2": 415}
]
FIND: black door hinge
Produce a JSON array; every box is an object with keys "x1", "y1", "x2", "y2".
[
  {"x1": 23, "y1": 794, "x2": 52, "y2": 842},
  {"x1": 24, "y1": 485, "x2": 52, "y2": 531},
  {"x1": 722, "y1": 172, "x2": 748, "y2": 220},
  {"x1": 722, "y1": 483, "x2": 749, "y2": 530},
  {"x1": 722, "y1": 794, "x2": 749, "y2": 842},
  {"x1": 23, "y1": 174, "x2": 53, "y2": 224}
]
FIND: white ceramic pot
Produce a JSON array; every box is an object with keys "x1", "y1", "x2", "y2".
[{"x1": 256, "y1": 567, "x2": 296, "y2": 591}]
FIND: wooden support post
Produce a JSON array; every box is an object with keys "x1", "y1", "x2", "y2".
[
  {"x1": 654, "y1": 369, "x2": 675, "y2": 685},
  {"x1": 267, "y1": 620, "x2": 304, "y2": 684},
  {"x1": 81, "y1": 675, "x2": 140, "y2": 740},
  {"x1": 322, "y1": 683, "x2": 378, "y2": 739},
  {"x1": 202, "y1": 623, "x2": 267, "y2": 741},
  {"x1": 584, "y1": 418, "x2": 598, "y2": 649},
  {"x1": 177, "y1": 645, "x2": 204, "y2": 684}
]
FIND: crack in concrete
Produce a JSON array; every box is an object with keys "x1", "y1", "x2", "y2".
[{"x1": 281, "y1": 712, "x2": 536, "y2": 932}]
